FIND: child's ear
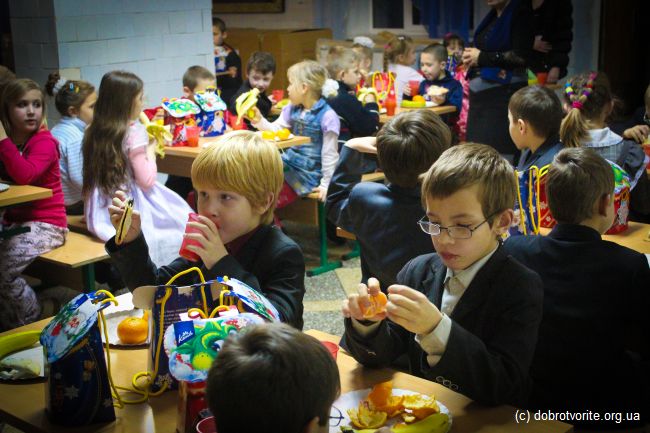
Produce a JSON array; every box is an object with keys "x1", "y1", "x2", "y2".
[
  {"x1": 256, "y1": 192, "x2": 275, "y2": 215},
  {"x1": 517, "y1": 118, "x2": 527, "y2": 135},
  {"x1": 492, "y1": 209, "x2": 514, "y2": 236},
  {"x1": 67, "y1": 106, "x2": 78, "y2": 117},
  {"x1": 222, "y1": 31, "x2": 228, "y2": 40},
  {"x1": 182, "y1": 86, "x2": 192, "y2": 98}
]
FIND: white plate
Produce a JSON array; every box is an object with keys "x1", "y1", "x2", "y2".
[
  {"x1": 100, "y1": 292, "x2": 149, "y2": 347},
  {"x1": 0, "y1": 183, "x2": 9, "y2": 192},
  {"x1": 0, "y1": 345, "x2": 45, "y2": 380},
  {"x1": 329, "y1": 388, "x2": 452, "y2": 433}
]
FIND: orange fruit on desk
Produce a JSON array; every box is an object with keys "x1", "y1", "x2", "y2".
[
  {"x1": 117, "y1": 310, "x2": 149, "y2": 344},
  {"x1": 276, "y1": 128, "x2": 291, "y2": 140},
  {"x1": 412, "y1": 95, "x2": 425, "y2": 102},
  {"x1": 361, "y1": 291, "x2": 388, "y2": 319},
  {"x1": 261, "y1": 130, "x2": 275, "y2": 140}
]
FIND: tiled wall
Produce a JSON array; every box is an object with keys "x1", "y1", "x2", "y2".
[{"x1": 9, "y1": 0, "x2": 214, "y2": 115}]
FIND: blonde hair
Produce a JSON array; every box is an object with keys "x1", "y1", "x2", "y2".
[
  {"x1": 0, "y1": 78, "x2": 46, "y2": 139},
  {"x1": 383, "y1": 35, "x2": 414, "y2": 71},
  {"x1": 422, "y1": 143, "x2": 516, "y2": 225},
  {"x1": 191, "y1": 131, "x2": 283, "y2": 225},
  {"x1": 560, "y1": 71, "x2": 612, "y2": 149},
  {"x1": 352, "y1": 44, "x2": 373, "y2": 66},
  {"x1": 287, "y1": 60, "x2": 329, "y2": 98},
  {"x1": 325, "y1": 46, "x2": 359, "y2": 80}
]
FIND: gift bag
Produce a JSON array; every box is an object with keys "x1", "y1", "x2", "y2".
[
  {"x1": 194, "y1": 86, "x2": 227, "y2": 137},
  {"x1": 131, "y1": 267, "x2": 280, "y2": 394},
  {"x1": 40, "y1": 291, "x2": 118, "y2": 426},
  {"x1": 163, "y1": 314, "x2": 265, "y2": 433},
  {"x1": 603, "y1": 161, "x2": 631, "y2": 234},
  {"x1": 161, "y1": 97, "x2": 201, "y2": 146},
  {"x1": 369, "y1": 71, "x2": 395, "y2": 106}
]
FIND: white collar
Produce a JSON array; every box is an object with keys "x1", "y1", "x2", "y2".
[{"x1": 583, "y1": 127, "x2": 622, "y2": 148}]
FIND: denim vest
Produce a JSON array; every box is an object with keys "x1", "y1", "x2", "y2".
[{"x1": 282, "y1": 98, "x2": 331, "y2": 195}]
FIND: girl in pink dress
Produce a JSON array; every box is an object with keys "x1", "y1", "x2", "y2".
[{"x1": 83, "y1": 71, "x2": 192, "y2": 267}]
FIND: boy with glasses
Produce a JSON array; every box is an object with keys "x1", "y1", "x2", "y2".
[{"x1": 342, "y1": 143, "x2": 544, "y2": 407}]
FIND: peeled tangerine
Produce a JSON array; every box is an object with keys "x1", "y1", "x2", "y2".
[
  {"x1": 117, "y1": 311, "x2": 149, "y2": 344},
  {"x1": 361, "y1": 292, "x2": 388, "y2": 319},
  {"x1": 347, "y1": 402, "x2": 387, "y2": 429}
]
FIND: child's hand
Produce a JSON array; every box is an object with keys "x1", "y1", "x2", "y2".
[
  {"x1": 345, "y1": 136, "x2": 377, "y2": 154},
  {"x1": 312, "y1": 185, "x2": 327, "y2": 202},
  {"x1": 363, "y1": 92, "x2": 377, "y2": 103},
  {"x1": 403, "y1": 84, "x2": 412, "y2": 97},
  {"x1": 245, "y1": 106, "x2": 262, "y2": 124},
  {"x1": 385, "y1": 285, "x2": 442, "y2": 335},
  {"x1": 623, "y1": 125, "x2": 650, "y2": 143},
  {"x1": 462, "y1": 47, "x2": 480, "y2": 67},
  {"x1": 0, "y1": 120, "x2": 7, "y2": 141},
  {"x1": 182, "y1": 215, "x2": 228, "y2": 269},
  {"x1": 547, "y1": 66, "x2": 560, "y2": 84},
  {"x1": 108, "y1": 190, "x2": 141, "y2": 244},
  {"x1": 342, "y1": 277, "x2": 387, "y2": 322},
  {"x1": 431, "y1": 94, "x2": 446, "y2": 105}
]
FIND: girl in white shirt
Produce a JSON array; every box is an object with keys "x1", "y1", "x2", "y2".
[{"x1": 385, "y1": 35, "x2": 424, "y2": 105}]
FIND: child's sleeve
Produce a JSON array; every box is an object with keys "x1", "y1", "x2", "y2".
[
  {"x1": 319, "y1": 110, "x2": 341, "y2": 190},
  {"x1": 126, "y1": 123, "x2": 157, "y2": 191},
  {"x1": 0, "y1": 135, "x2": 58, "y2": 185},
  {"x1": 447, "y1": 80, "x2": 463, "y2": 113},
  {"x1": 251, "y1": 104, "x2": 292, "y2": 132},
  {"x1": 325, "y1": 145, "x2": 369, "y2": 231},
  {"x1": 340, "y1": 93, "x2": 380, "y2": 138}
]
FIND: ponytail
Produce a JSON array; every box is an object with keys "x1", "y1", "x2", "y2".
[{"x1": 559, "y1": 108, "x2": 588, "y2": 148}]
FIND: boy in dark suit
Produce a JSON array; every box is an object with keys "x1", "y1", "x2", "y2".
[
  {"x1": 106, "y1": 131, "x2": 305, "y2": 329},
  {"x1": 342, "y1": 143, "x2": 544, "y2": 407},
  {"x1": 326, "y1": 110, "x2": 452, "y2": 291},
  {"x1": 228, "y1": 51, "x2": 276, "y2": 130},
  {"x1": 503, "y1": 147, "x2": 650, "y2": 429}
]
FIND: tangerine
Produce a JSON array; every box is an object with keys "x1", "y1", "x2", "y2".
[
  {"x1": 412, "y1": 95, "x2": 425, "y2": 102},
  {"x1": 261, "y1": 130, "x2": 275, "y2": 140},
  {"x1": 276, "y1": 128, "x2": 291, "y2": 140},
  {"x1": 117, "y1": 310, "x2": 149, "y2": 344},
  {"x1": 361, "y1": 291, "x2": 388, "y2": 319}
]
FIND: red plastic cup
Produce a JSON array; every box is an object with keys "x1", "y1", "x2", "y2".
[
  {"x1": 408, "y1": 80, "x2": 420, "y2": 96},
  {"x1": 536, "y1": 72, "x2": 548, "y2": 86},
  {"x1": 196, "y1": 416, "x2": 216, "y2": 433},
  {"x1": 321, "y1": 341, "x2": 339, "y2": 360},
  {"x1": 186, "y1": 125, "x2": 200, "y2": 147},
  {"x1": 272, "y1": 89, "x2": 285, "y2": 102},
  {"x1": 179, "y1": 213, "x2": 202, "y2": 262}
]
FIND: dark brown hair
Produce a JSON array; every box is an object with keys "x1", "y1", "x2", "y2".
[
  {"x1": 560, "y1": 71, "x2": 613, "y2": 149},
  {"x1": 246, "y1": 51, "x2": 276, "y2": 75},
  {"x1": 207, "y1": 323, "x2": 340, "y2": 433},
  {"x1": 45, "y1": 72, "x2": 95, "y2": 117},
  {"x1": 509, "y1": 85, "x2": 564, "y2": 138},
  {"x1": 546, "y1": 147, "x2": 614, "y2": 224},
  {"x1": 82, "y1": 70, "x2": 143, "y2": 197},
  {"x1": 443, "y1": 33, "x2": 465, "y2": 49},
  {"x1": 213, "y1": 17, "x2": 226, "y2": 32},
  {"x1": 422, "y1": 143, "x2": 516, "y2": 225},
  {"x1": 182, "y1": 65, "x2": 215, "y2": 91},
  {"x1": 421, "y1": 43, "x2": 448, "y2": 63},
  {"x1": 377, "y1": 110, "x2": 452, "y2": 188},
  {"x1": 0, "y1": 78, "x2": 46, "y2": 138}
]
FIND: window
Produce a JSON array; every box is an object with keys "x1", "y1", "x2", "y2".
[{"x1": 370, "y1": 0, "x2": 427, "y2": 36}]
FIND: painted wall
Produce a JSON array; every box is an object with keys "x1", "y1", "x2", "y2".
[{"x1": 215, "y1": 0, "x2": 314, "y2": 29}]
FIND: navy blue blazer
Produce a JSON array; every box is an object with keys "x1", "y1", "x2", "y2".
[
  {"x1": 325, "y1": 146, "x2": 432, "y2": 290},
  {"x1": 515, "y1": 135, "x2": 563, "y2": 172},
  {"x1": 419, "y1": 74, "x2": 463, "y2": 114},
  {"x1": 327, "y1": 81, "x2": 379, "y2": 148},
  {"x1": 503, "y1": 224, "x2": 650, "y2": 427},
  {"x1": 343, "y1": 247, "x2": 544, "y2": 407},
  {"x1": 106, "y1": 225, "x2": 306, "y2": 329}
]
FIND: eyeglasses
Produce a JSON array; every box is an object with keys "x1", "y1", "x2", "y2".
[
  {"x1": 329, "y1": 406, "x2": 344, "y2": 427},
  {"x1": 417, "y1": 215, "x2": 494, "y2": 239}
]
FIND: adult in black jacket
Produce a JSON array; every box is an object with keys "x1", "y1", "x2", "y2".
[{"x1": 528, "y1": 0, "x2": 573, "y2": 82}]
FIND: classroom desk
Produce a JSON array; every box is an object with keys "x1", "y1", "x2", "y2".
[
  {"x1": 339, "y1": 222, "x2": 650, "y2": 254},
  {"x1": 156, "y1": 135, "x2": 309, "y2": 177},
  {"x1": 0, "y1": 321, "x2": 572, "y2": 433},
  {"x1": 379, "y1": 105, "x2": 457, "y2": 124},
  {"x1": 0, "y1": 185, "x2": 52, "y2": 208},
  {"x1": 0, "y1": 185, "x2": 53, "y2": 239}
]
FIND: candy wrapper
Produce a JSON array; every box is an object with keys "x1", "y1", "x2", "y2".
[
  {"x1": 162, "y1": 98, "x2": 201, "y2": 146},
  {"x1": 194, "y1": 87, "x2": 227, "y2": 137}
]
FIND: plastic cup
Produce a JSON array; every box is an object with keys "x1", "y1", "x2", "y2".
[
  {"x1": 536, "y1": 72, "x2": 548, "y2": 86},
  {"x1": 195, "y1": 416, "x2": 216, "y2": 433},
  {"x1": 272, "y1": 89, "x2": 285, "y2": 102},
  {"x1": 320, "y1": 341, "x2": 339, "y2": 360},
  {"x1": 186, "y1": 125, "x2": 200, "y2": 147},
  {"x1": 179, "y1": 213, "x2": 202, "y2": 262},
  {"x1": 408, "y1": 80, "x2": 420, "y2": 96}
]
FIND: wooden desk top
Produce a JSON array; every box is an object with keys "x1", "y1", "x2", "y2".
[
  {"x1": 540, "y1": 221, "x2": 650, "y2": 254},
  {"x1": 0, "y1": 185, "x2": 52, "y2": 208},
  {"x1": 379, "y1": 105, "x2": 457, "y2": 124},
  {"x1": 0, "y1": 323, "x2": 572, "y2": 433}
]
